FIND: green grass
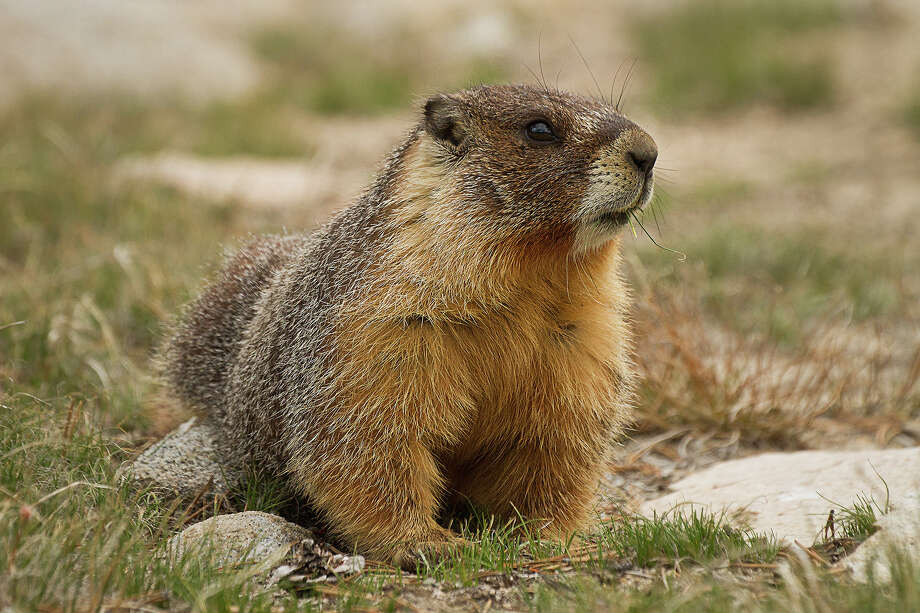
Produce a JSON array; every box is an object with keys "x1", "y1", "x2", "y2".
[
  {"x1": 594, "y1": 510, "x2": 779, "y2": 568},
  {"x1": 638, "y1": 225, "x2": 904, "y2": 343},
  {"x1": 686, "y1": 179, "x2": 758, "y2": 206},
  {"x1": 392, "y1": 509, "x2": 778, "y2": 589},
  {"x1": 252, "y1": 26, "x2": 414, "y2": 115},
  {"x1": 0, "y1": 396, "x2": 306, "y2": 612},
  {"x1": 0, "y1": 93, "x2": 305, "y2": 609},
  {"x1": 818, "y1": 479, "x2": 890, "y2": 544},
  {"x1": 232, "y1": 468, "x2": 297, "y2": 516},
  {"x1": 0, "y1": 99, "x2": 255, "y2": 430},
  {"x1": 250, "y1": 25, "x2": 509, "y2": 116},
  {"x1": 905, "y1": 86, "x2": 920, "y2": 139},
  {"x1": 634, "y1": 0, "x2": 840, "y2": 114},
  {"x1": 834, "y1": 493, "x2": 887, "y2": 540}
]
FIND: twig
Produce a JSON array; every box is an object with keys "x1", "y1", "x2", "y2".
[{"x1": 794, "y1": 540, "x2": 831, "y2": 567}]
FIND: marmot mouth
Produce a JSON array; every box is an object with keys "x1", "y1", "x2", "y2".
[
  {"x1": 593, "y1": 181, "x2": 652, "y2": 228},
  {"x1": 594, "y1": 209, "x2": 635, "y2": 227}
]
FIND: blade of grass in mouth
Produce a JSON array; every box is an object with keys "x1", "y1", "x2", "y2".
[{"x1": 629, "y1": 210, "x2": 687, "y2": 261}]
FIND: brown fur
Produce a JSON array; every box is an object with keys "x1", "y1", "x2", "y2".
[{"x1": 161, "y1": 85, "x2": 657, "y2": 568}]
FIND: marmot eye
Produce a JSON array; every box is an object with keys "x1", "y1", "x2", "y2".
[{"x1": 526, "y1": 120, "x2": 557, "y2": 142}]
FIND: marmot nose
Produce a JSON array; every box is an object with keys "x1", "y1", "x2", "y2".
[{"x1": 628, "y1": 139, "x2": 658, "y2": 176}]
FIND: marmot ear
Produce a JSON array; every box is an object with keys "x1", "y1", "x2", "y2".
[{"x1": 423, "y1": 94, "x2": 467, "y2": 149}]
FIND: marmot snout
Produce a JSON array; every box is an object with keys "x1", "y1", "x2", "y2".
[{"x1": 163, "y1": 84, "x2": 656, "y2": 569}]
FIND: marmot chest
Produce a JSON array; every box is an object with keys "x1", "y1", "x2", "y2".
[{"x1": 445, "y1": 296, "x2": 625, "y2": 443}]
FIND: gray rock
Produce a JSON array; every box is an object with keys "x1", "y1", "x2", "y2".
[
  {"x1": 124, "y1": 416, "x2": 240, "y2": 498},
  {"x1": 167, "y1": 512, "x2": 367, "y2": 591},
  {"x1": 167, "y1": 511, "x2": 313, "y2": 567},
  {"x1": 640, "y1": 448, "x2": 920, "y2": 544}
]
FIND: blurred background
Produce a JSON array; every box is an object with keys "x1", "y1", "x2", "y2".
[{"x1": 2, "y1": 0, "x2": 918, "y2": 473}]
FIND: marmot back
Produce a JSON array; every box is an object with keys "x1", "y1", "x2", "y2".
[{"x1": 162, "y1": 84, "x2": 658, "y2": 569}]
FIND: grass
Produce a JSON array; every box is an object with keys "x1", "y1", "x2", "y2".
[
  {"x1": 405, "y1": 508, "x2": 779, "y2": 587},
  {"x1": 0, "y1": 397, "x2": 297, "y2": 612},
  {"x1": 905, "y1": 85, "x2": 920, "y2": 139},
  {"x1": 634, "y1": 0, "x2": 841, "y2": 114},
  {"x1": 593, "y1": 510, "x2": 779, "y2": 568},
  {"x1": 250, "y1": 25, "x2": 509, "y2": 116},
  {"x1": 818, "y1": 475, "x2": 890, "y2": 544},
  {"x1": 251, "y1": 26, "x2": 414, "y2": 116},
  {"x1": 1, "y1": 391, "x2": 787, "y2": 611},
  {"x1": 637, "y1": 225, "x2": 904, "y2": 344},
  {"x1": 525, "y1": 550, "x2": 920, "y2": 612},
  {"x1": 685, "y1": 179, "x2": 758, "y2": 206}
]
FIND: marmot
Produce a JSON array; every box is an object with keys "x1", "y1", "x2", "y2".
[{"x1": 163, "y1": 84, "x2": 657, "y2": 568}]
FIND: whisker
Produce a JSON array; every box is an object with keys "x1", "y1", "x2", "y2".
[
  {"x1": 616, "y1": 58, "x2": 638, "y2": 113},
  {"x1": 610, "y1": 58, "x2": 628, "y2": 111},
  {"x1": 524, "y1": 64, "x2": 546, "y2": 90},
  {"x1": 568, "y1": 35, "x2": 606, "y2": 104},
  {"x1": 538, "y1": 32, "x2": 549, "y2": 92}
]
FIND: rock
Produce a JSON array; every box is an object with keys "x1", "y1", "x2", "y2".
[
  {"x1": 167, "y1": 511, "x2": 313, "y2": 567},
  {"x1": 838, "y1": 506, "x2": 920, "y2": 583},
  {"x1": 124, "y1": 416, "x2": 240, "y2": 498},
  {"x1": 167, "y1": 512, "x2": 369, "y2": 590},
  {"x1": 640, "y1": 448, "x2": 920, "y2": 544}
]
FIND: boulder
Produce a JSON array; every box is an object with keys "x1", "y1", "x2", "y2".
[{"x1": 640, "y1": 447, "x2": 920, "y2": 545}]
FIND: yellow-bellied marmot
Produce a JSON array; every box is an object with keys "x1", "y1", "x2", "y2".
[{"x1": 163, "y1": 84, "x2": 657, "y2": 568}]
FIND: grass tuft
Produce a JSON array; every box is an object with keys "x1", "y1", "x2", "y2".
[{"x1": 594, "y1": 510, "x2": 779, "y2": 568}]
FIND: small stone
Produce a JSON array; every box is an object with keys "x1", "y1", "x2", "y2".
[{"x1": 167, "y1": 511, "x2": 314, "y2": 568}]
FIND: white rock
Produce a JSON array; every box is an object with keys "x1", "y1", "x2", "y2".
[
  {"x1": 640, "y1": 448, "x2": 920, "y2": 544},
  {"x1": 839, "y1": 507, "x2": 920, "y2": 583},
  {"x1": 124, "y1": 417, "x2": 240, "y2": 497}
]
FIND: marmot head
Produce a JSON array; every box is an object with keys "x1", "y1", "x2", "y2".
[{"x1": 418, "y1": 84, "x2": 657, "y2": 255}]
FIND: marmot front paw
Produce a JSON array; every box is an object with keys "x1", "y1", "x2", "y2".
[{"x1": 388, "y1": 528, "x2": 469, "y2": 571}]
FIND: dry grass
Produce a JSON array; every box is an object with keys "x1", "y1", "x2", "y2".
[{"x1": 630, "y1": 285, "x2": 920, "y2": 449}]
